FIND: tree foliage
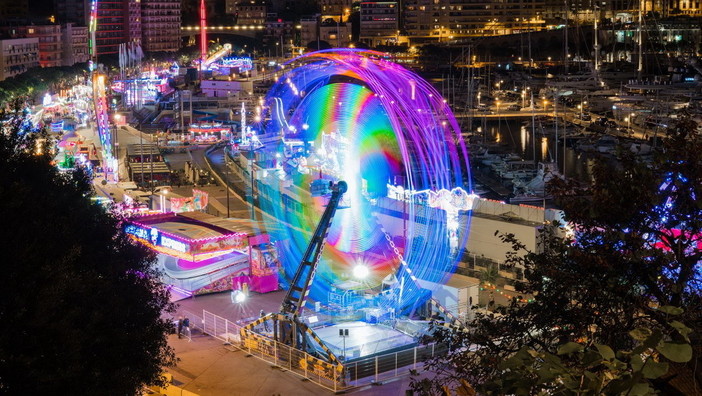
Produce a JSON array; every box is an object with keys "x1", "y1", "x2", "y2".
[
  {"x1": 411, "y1": 118, "x2": 702, "y2": 394},
  {"x1": 0, "y1": 115, "x2": 176, "y2": 393},
  {"x1": 0, "y1": 64, "x2": 88, "y2": 105}
]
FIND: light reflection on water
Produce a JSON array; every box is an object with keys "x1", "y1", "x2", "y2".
[{"x1": 470, "y1": 119, "x2": 595, "y2": 183}]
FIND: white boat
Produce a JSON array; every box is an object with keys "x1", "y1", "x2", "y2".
[{"x1": 512, "y1": 162, "x2": 561, "y2": 198}]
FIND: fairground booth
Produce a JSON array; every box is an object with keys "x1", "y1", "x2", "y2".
[{"x1": 125, "y1": 212, "x2": 279, "y2": 300}]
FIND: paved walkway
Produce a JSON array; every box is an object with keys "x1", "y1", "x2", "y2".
[{"x1": 168, "y1": 292, "x2": 418, "y2": 396}]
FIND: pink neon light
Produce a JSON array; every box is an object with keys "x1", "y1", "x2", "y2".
[
  {"x1": 129, "y1": 212, "x2": 246, "y2": 243},
  {"x1": 200, "y1": 0, "x2": 207, "y2": 65},
  {"x1": 127, "y1": 234, "x2": 238, "y2": 262}
]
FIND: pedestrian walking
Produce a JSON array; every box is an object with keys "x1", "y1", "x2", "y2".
[
  {"x1": 177, "y1": 316, "x2": 183, "y2": 339},
  {"x1": 183, "y1": 317, "x2": 190, "y2": 340},
  {"x1": 260, "y1": 310, "x2": 269, "y2": 332}
]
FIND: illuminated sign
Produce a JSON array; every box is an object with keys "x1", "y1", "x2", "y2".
[
  {"x1": 125, "y1": 224, "x2": 149, "y2": 240},
  {"x1": 160, "y1": 235, "x2": 188, "y2": 253},
  {"x1": 124, "y1": 216, "x2": 249, "y2": 261},
  {"x1": 126, "y1": 224, "x2": 188, "y2": 253}
]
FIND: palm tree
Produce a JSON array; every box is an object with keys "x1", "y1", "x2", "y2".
[{"x1": 479, "y1": 264, "x2": 499, "y2": 286}]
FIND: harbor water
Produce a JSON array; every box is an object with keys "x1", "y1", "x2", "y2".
[{"x1": 464, "y1": 117, "x2": 597, "y2": 184}]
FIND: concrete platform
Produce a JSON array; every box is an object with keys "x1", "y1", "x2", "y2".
[
  {"x1": 170, "y1": 291, "x2": 423, "y2": 395},
  {"x1": 316, "y1": 322, "x2": 416, "y2": 360}
]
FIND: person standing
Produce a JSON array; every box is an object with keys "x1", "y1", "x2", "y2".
[
  {"x1": 183, "y1": 317, "x2": 190, "y2": 340},
  {"x1": 260, "y1": 310, "x2": 269, "y2": 332},
  {"x1": 177, "y1": 316, "x2": 183, "y2": 339}
]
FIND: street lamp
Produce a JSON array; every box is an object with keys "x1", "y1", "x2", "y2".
[
  {"x1": 160, "y1": 188, "x2": 169, "y2": 213},
  {"x1": 630, "y1": 112, "x2": 635, "y2": 132}
]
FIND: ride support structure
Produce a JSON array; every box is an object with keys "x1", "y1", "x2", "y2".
[{"x1": 242, "y1": 181, "x2": 348, "y2": 365}]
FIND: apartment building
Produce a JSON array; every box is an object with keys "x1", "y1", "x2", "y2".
[
  {"x1": 403, "y1": 0, "x2": 545, "y2": 44},
  {"x1": 300, "y1": 17, "x2": 320, "y2": 47},
  {"x1": 25, "y1": 25, "x2": 63, "y2": 67},
  {"x1": 320, "y1": 0, "x2": 353, "y2": 21},
  {"x1": 360, "y1": 2, "x2": 399, "y2": 46},
  {"x1": 232, "y1": 0, "x2": 268, "y2": 25},
  {"x1": 0, "y1": 37, "x2": 39, "y2": 81},
  {"x1": 62, "y1": 23, "x2": 89, "y2": 66},
  {"x1": 264, "y1": 18, "x2": 295, "y2": 54},
  {"x1": 93, "y1": 0, "x2": 133, "y2": 56},
  {"x1": 320, "y1": 20, "x2": 352, "y2": 47},
  {"x1": 141, "y1": 0, "x2": 181, "y2": 52}
]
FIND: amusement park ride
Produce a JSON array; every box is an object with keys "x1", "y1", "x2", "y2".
[
  {"x1": 233, "y1": 49, "x2": 475, "y2": 366},
  {"x1": 242, "y1": 178, "x2": 464, "y2": 364},
  {"x1": 243, "y1": 181, "x2": 348, "y2": 364}
]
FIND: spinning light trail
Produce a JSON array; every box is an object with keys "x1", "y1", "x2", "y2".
[{"x1": 256, "y1": 49, "x2": 471, "y2": 315}]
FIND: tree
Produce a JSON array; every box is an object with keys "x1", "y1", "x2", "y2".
[
  {"x1": 411, "y1": 117, "x2": 702, "y2": 394},
  {"x1": 0, "y1": 115, "x2": 176, "y2": 393}
]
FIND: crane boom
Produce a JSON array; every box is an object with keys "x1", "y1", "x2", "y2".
[{"x1": 280, "y1": 181, "x2": 347, "y2": 317}]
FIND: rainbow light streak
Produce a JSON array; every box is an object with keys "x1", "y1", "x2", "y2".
[{"x1": 257, "y1": 49, "x2": 471, "y2": 314}]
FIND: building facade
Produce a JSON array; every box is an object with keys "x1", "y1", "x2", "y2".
[
  {"x1": 26, "y1": 25, "x2": 63, "y2": 67},
  {"x1": 360, "y1": 1, "x2": 399, "y2": 46},
  {"x1": 93, "y1": 0, "x2": 136, "y2": 56},
  {"x1": 320, "y1": 0, "x2": 353, "y2": 21},
  {"x1": 232, "y1": 0, "x2": 268, "y2": 25},
  {"x1": 0, "y1": 37, "x2": 39, "y2": 81},
  {"x1": 264, "y1": 18, "x2": 295, "y2": 56},
  {"x1": 141, "y1": 0, "x2": 181, "y2": 52},
  {"x1": 62, "y1": 23, "x2": 89, "y2": 66},
  {"x1": 403, "y1": 0, "x2": 545, "y2": 44},
  {"x1": 300, "y1": 17, "x2": 320, "y2": 47},
  {"x1": 320, "y1": 21, "x2": 352, "y2": 47}
]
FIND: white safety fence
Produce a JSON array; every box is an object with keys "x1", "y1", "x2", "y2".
[{"x1": 202, "y1": 310, "x2": 444, "y2": 392}]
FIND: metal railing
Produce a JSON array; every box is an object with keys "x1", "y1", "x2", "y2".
[{"x1": 202, "y1": 310, "x2": 443, "y2": 392}]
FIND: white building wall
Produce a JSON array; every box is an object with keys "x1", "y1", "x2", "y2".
[{"x1": 0, "y1": 37, "x2": 39, "y2": 81}]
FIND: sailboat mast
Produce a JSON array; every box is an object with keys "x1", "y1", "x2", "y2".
[
  {"x1": 594, "y1": 6, "x2": 599, "y2": 71},
  {"x1": 637, "y1": 0, "x2": 644, "y2": 80},
  {"x1": 564, "y1": 0, "x2": 569, "y2": 74}
]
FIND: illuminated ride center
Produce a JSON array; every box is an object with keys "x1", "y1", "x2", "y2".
[{"x1": 241, "y1": 49, "x2": 473, "y2": 366}]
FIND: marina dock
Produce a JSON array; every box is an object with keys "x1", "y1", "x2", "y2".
[{"x1": 472, "y1": 169, "x2": 512, "y2": 198}]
